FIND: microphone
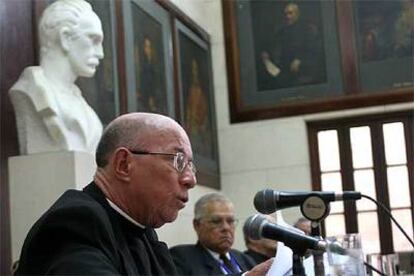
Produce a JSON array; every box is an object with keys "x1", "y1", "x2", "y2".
[
  {"x1": 245, "y1": 214, "x2": 346, "y2": 255},
  {"x1": 254, "y1": 189, "x2": 361, "y2": 214}
]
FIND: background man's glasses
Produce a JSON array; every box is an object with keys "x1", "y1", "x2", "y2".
[
  {"x1": 202, "y1": 217, "x2": 239, "y2": 228},
  {"x1": 129, "y1": 150, "x2": 197, "y2": 175}
]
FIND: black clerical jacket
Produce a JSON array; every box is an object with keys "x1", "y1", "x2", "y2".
[{"x1": 16, "y1": 182, "x2": 177, "y2": 275}]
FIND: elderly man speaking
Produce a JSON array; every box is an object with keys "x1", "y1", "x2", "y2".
[{"x1": 15, "y1": 113, "x2": 197, "y2": 275}]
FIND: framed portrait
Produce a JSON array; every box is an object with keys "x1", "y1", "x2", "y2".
[
  {"x1": 38, "y1": 0, "x2": 120, "y2": 125},
  {"x1": 223, "y1": 0, "x2": 413, "y2": 123},
  {"x1": 223, "y1": 0, "x2": 344, "y2": 122},
  {"x1": 174, "y1": 20, "x2": 220, "y2": 189},
  {"x1": 353, "y1": 0, "x2": 414, "y2": 92},
  {"x1": 122, "y1": 0, "x2": 175, "y2": 117}
]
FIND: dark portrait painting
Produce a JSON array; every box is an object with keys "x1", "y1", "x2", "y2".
[
  {"x1": 131, "y1": 2, "x2": 168, "y2": 114},
  {"x1": 251, "y1": 1, "x2": 327, "y2": 91},
  {"x1": 356, "y1": 0, "x2": 413, "y2": 62},
  {"x1": 175, "y1": 20, "x2": 219, "y2": 188},
  {"x1": 223, "y1": 0, "x2": 343, "y2": 121},
  {"x1": 179, "y1": 33, "x2": 214, "y2": 159},
  {"x1": 354, "y1": 0, "x2": 413, "y2": 92},
  {"x1": 76, "y1": 0, "x2": 119, "y2": 125}
]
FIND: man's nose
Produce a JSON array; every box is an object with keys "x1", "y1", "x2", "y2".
[
  {"x1": 179, "y1": 167, "x2": 196, "y2": 189},
  {"x1": 221, "y1": 220, "x2": 233, "y2": 230}
]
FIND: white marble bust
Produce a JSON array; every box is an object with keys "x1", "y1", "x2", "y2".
[{"x1": 9, "y1": 0, "x2": 104, "y2": 155}]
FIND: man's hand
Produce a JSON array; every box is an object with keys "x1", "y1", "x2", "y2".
[
  {"x1": 246, "y1": 258, "x2": 274, "y2": 276},
  {"x1": 261, "y1": 51, "x2": 280, "y2": 77}
]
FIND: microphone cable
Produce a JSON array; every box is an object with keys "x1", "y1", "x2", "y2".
[{"x1": 361, "y1": 194, "x2": 414, "y2": 248}]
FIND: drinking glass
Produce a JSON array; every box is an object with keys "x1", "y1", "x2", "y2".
[
  {"x1": 326, "y1": 233, "x2": 366, "y2": 276},
  {"x1": 381, "y1": 254, "x2": 399, "y2": 276}
]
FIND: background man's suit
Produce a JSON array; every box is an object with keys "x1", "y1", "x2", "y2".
[
  {"x1": 170, "y1": 242, "x2": 255, "y2": 275},
  {"x1": 16, "y1": 182, "x2": 177, "y2": 275}
]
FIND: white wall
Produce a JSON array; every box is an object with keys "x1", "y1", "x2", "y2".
[{"x1": 160, "y1": 0, "x2": 414, "y2": 251}]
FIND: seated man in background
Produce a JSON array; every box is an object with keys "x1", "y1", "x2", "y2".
[
  {"x1": 242, "y1": 214, "x2": 278, "y2": 265},
  {"x1": 293, "y1": 217, "x2": 312, "y2": 235},
  {"x1": 170, "y1": 193, "x2": 272, "y2": 275}
]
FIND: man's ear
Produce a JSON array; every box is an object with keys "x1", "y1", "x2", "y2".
[
  {"x1": 59, "y1": 26, "x2": 72, "y2": 52},
  {"x1": 193, "y1": 218, "x2": 199, "y2": 230},
  {"x1": 112, "y1": 148, "x2": 132, "y2": 182}
]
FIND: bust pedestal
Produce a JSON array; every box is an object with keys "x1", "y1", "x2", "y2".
[{"x1": 8, "y1": 151, "x2": 96, "y2": 262}]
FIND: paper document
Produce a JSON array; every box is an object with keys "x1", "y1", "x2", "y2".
[{"x1": 266, "y1": 212, "x2": 319, "y2": 276}]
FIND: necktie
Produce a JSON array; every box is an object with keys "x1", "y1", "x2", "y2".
[{"x1": 220, "y1": 254, "x2": 238, "y2": 274}]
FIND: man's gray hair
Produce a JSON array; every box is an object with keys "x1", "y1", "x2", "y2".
[
  {"x1": 38, "y1": 0, "x2": 93, "y2": 55},
  {"x1": 293, "y1": 217, "x2": 309, "y2": 228},
  {"x1": 194, "y1": 193, "x2": 233, "y2": 220}
]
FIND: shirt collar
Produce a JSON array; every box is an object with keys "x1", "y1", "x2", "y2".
[{"x1": 106, "y1": 198, "x2": 145, "y2": 229}]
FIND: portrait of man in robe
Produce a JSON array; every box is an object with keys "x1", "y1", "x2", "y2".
[
  {"x1": 252, "y1": 1, "x2": 327, "y2": 91},
  {"x1": 179, "y1": 33, "x2": 215, "y2": 159},
  {"x1": 132, "y1": 3, "x2": 168, "y2": 115}
]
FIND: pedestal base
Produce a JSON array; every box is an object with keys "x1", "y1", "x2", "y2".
[{"x1": 8, "y1": 151, "x2": 96, "y2": 262}]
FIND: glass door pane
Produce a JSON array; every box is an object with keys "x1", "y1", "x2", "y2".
[
  {"x1": 387, "y1": 166, "x2": 410, "y2": 208},
  {"x1": 383, "y1": 122, "x2": 407, "y2": 165},
  {"x1": 321, "y1": 172, "x2": 343, "y2": 213},
  {"x1": 358, "y1": 212, "x2": 380, "y2": 254},
  {"x1": 350, "y1": 126, "x2": 373, "y2": 168},
  {"x1": 318, "y1": 130, "x2": 340, "y2": 172},
  {"x1": 354, "y1": 169, "x2": 377, "y2": 211},
  {"x1": 391, "y1": 209, "x2": 413, "y2": 252},
  {"x1": 325, "y1": 214, "x2": 346, "y2": 237}
]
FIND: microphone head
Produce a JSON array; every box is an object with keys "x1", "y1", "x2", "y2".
[
  {"x1": 244, "y1": 214, "x2": 267, "y2": 240},
  {"x1": 328, "y1": 241, "x2": 347, "y2": 255},
  {"x1": 254, "y1": 189, "x2": 276, "y2": 214}
]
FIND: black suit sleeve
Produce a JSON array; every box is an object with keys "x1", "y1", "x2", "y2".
[
  {"x1": 169, "y1": 247, "x2": 191, "y2": 275},
  {"x1": 46, "y1": 244, "x2": 120, "y2": 275},
  {"x1": 16, "y1": 196, "x2": 123, "y2": 275}
]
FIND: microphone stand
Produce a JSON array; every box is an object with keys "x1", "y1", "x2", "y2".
[
  {"x1": 300, "y1": 195, "x2": 330, "y2": 276},
  {"x1": 292, "y1": 251, "x2": 306, "y2": 276},
  {"x1": 311, "y1": 222, "x2": 325, "y2": 276}
]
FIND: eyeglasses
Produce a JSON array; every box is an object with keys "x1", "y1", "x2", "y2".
[
  {"x1": 202, "y1": 216, "x2": 239, "y2": 228},
  {"x1": 129, "y1": 150, "x2": 197, "y2": 175}
]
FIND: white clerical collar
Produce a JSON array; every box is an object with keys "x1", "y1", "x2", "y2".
[{"x1": 106, "y1": 199, "x2": 145, "y2": 229}]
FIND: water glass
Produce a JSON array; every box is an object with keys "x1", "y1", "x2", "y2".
[
  {"x1": 381, "y1": 254, "x2": 399, "y2": 276},
  {"x1": 326, "y1": 233, "x2": 366, "y2": 276},
  {"x1": 366, "y1": 253, "x2": 400, "y2": 275}
]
